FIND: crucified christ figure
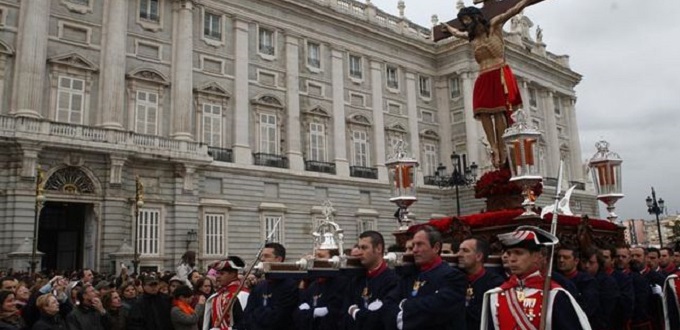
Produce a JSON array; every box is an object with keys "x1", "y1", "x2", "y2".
[{"x1": 442, "y1": 0, "x2": 540, "y2": 168}]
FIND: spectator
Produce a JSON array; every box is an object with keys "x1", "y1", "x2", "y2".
[
  {"x1": 0, "y1": 290, "x2": 24, "y2": 329},
  {"x1": 191, "y1": 277, "x2": 213, "y2": 307},
  {"x1": 66, "y1": 284, "x2": 111, "y2": 330},
  {"x1": 126, "y1": 273, "x2": 174, "y2": 330},
  {"x1": 168, "y1": 276, "x2": 183, "y2": 296},
  {"x1": 187, "y1": 271, "x2": 201, "y2": 289},
  {"x1": 171, "y1": 285, "x2": 205, "y2": 330},
  {"x1": 31, "y1": 294, "x2": 67, "y2": 330},
  {"x1": 0, "y1": 278, "x2": 17, "y2": 293},
  {"x1": 177, "y1": 251, "x2": 197, "y2": 288},
  {"x1": 102, "y1": 291, "x2": 127, "y2": 330},
  {"x1": 14, "y1": 284, "x2": 30, "y2": 311},
  {"x1": 158, "y1": 281, "x2": 170, "y2": 296},
  {"x1": 118, "y1": 283, "x2": 136, "y2": 311},
  {"x1": 94, "y1": 281, "x2": 112, "y2": 298}
]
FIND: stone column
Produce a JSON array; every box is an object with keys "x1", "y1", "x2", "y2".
[
  {"x1": 566, "y1": 97, "x2": 584, "y2": 181},
  {"x1": 435, "y1": 77, "x2": 452, "y2": 167},
  {"x1": 11, "y1": 1, "x2": 50, "y2": 118},
  {"x1": 99, "y1": 0, "x2": 128, "y2": 129},
  {"x1": 542, "y1": 90, "x2": 560, "y2": 178},
  {"x1": 369, "y1": 60, "x2": 387, "y2": 181},
  {"x1": 404, "y1": 72, "x2": 421, "y2": 182},
  {"x1": 331, "y1": 49, "x2": 349, "y2": 176},
  {"x1": 171, "y1": 0, "x2": 194, "y2": 140},
  {"x1": 461, "y1": 72, "x2": 480, "y2": 165},
  {"x1": 285, "y1": 35, "x2": 303, "y2": 170},
  {"x1": 233, "y1": 19, "x2": 252, "y2": 164}
]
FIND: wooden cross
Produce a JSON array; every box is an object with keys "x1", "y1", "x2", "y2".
[{"x1": 433, "y1": 0, "x2": 545, "y2": 42}]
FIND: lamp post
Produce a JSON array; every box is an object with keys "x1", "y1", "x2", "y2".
[
  {"x1": 646, "y1": 187, "x2": 665, "y2": 247},
  {"x1": 588, "y1": 140, "x2": 623, "y2": 222},
  {"x1": 385, "y1": 141, "x2": 419, "y2": 230},
  {"x1": 30, "y1": 169, "x2": 46, "y2": 275},
  {"x1": 132, "y1": 176, "x2": 144, "y2": 275},
  {"x1": 433, "y1": 152, "x2": 478, "y2": 216},
  {"x1": 186, "y1": 229, "x2": 197, "y2": 250},
  {"x1": 502, "y1": 109, "x2": 543, "y2": 217}
]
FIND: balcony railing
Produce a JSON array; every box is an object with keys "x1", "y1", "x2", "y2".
[
  {"x1": 253, "y1": 153, "x2": 288, "y2": 169},
  {"x1": 350, "y1": 166, "x2": 378, "y2": 179},
  {"x1": 569, "y1": 181, "x2": 586, "y2": 190},
  {"x1": 259, "y1": 45, "x2": 275, "y2": 56},
  {"x1": 423, "y1": 175, "x2": 437, "y2": 186},
  {"x1": 543, "y1": 177, "x2": 558, "y2": 187},
  {"x1": 305, "y1": 160, "x2": 336, "y2": 175},
  {"x1": 208, "y1": 147, "x2": 233, "y2": 162},
  {"x1": 0, "y1": 115, "x2": 209, "y2": 159}
]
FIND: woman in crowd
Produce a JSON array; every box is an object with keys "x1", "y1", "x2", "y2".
[
  {"x1": 118, "y1": 283, "x2": 136, "y2": 311},
  {"x1": 187, "y1": 271, "x2": 201, "y2": 289},
  {"x1": 31, "y1": 294, "x2": 67, "y2": 330},
  {"x1": 191, "y1": 277, "x2": 213, "y2": 307},
  {"x1": 0, "y1": 290, "x2": 25, "y2": 330},
  {"x1": 102, "y1": 291, "x2": 127, "y2": 330},
  {"x1": 14, "y1": 284, "x2": 30, "y2": 311},
  {"x1": 170, "y1": 285, "x2": 205, "y2": 330}
]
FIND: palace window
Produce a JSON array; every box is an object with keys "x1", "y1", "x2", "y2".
[
  {"x1": 264, "y1": 215, "x2": 282, "y2": 243},
  {"x1": 307, "y1": 42, "x2": 321, "y2": 69},
  {"x1": 139, "y1": 0, "x2": 160, "y2": 22},
  {"x1": 204, "y1": 12, "x2": 222, "y2": 40},
  {"x1": 386, "y1": 65, "x2": 399, "y2": 89},
  {"x1": 419, "y1": 76, "x2": 431, "y2": 98},
  {"x1": 423, "y1": 143, "x2": 438, "y2": 176},
  {"x1": 202, "y1": 103, "x2": 222, "y2": 147},
  {"x1": 259, "y1": 113, "x2": 278, "y2": 154},
  {"x1": 258, "y1": 27, "x2": 275, "y2": 56},
  {"x1": 135, "y1": 91, "x2": 159, "y2": 135},
  {"x1": 56, "y1": 76, "x2": 85, "y2": 124},
  {"x1": 352, "y1": 130, "x2": 369, "y2": 167},
  {"x1": 137, "y1": 208, "x2": 161, "y2": 256},
  {"x1": 204, "y1": 213, "x2": 225, "y2": 256},
  {"x1": 349, "y1": 55, "x2": 363, "y2": 79},
  {"x1": 309, "y1": 122, "x2": 327, "y2": 162}
]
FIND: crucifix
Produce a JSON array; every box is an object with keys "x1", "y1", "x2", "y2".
[{"x1": 433, "y1": 0, "x2": 549, "y2": 168}]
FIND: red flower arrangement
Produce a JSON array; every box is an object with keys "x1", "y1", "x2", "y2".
[{"x1": 474, "y1": 167, "x2": 543, "y2": 199}]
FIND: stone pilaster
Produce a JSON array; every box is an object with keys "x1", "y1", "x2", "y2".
[
  {"x1": 369, "y1": 60, "x2": 387, "y2": 181},
  {"x1": 171, "y1": 0, "x2": 194, "y2": 140},
  {"x1": 108, "y1": 155, "x2": 127, "y2": 185},
  {"x1": 435, "y1": 77, "x2": 453, "y2": 165},
  {"x1": 331, "y1": 49, "x2": 349, "y2": 176},
  {"x1": 404, "y1": 72, "x2": 422, "y2": 183},
  {"x1": 461, "y1": 72, "x2": 480, "y2": 165},
  {"x1": 542, "y1": 90, "x2": 560, "y2": 178},
  {"x1": 566, "y1": 98, "x2": 584, "y2": 181},
  {"x1": 19, "y1": 143, "x2": 42, "y2": 178},
  {"x1": 285, "y1": 35, "x2": 304, "y2": 170},
  {"x1": 233, "y1": 19, "x2": 252, "y2": 164},
  {"x1": 99, "y1": 0, "x2": 128, "y2": 129},
  {"x1": 11, "y1": 1, "x2": 50, "y2": 118}
]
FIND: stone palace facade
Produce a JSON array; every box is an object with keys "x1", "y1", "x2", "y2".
[{"x1": 0, "y1": 0, "x2": 596, "y2": 273}]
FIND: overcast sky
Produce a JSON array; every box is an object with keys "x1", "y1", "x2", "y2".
[{"x1": 370, "y1": 0, "x2": 680, "y2": 222}]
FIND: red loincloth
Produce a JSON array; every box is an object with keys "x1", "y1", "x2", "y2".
[{"x1": 472, "y1": 64, "x2": 522, "y2": 123}]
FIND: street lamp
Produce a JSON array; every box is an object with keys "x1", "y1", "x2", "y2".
[
  {"x1": 132, "y1": 176, "x2": 144, "y2": 275},
  {"x1": 186, "y1": 229, "x2": 197, "y2": 250},
  {"x1": 30, "y1": 169, "x2": 46, "y2": 274},
  {"x1": 646, "y1": 187, "x2": 665, "y2": 247},
  {"x1": 433, "y1": 152, "x2": 478, "y2": 216},
  {"x1": 588, "y1": 140, "x2": 623, "y2": 222}
]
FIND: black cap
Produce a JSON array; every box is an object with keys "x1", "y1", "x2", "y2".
[{"x1": 140, "y1": 273, "x2": 159, "y2": 285}]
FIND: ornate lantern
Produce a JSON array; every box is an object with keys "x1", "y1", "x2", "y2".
[
  {"x1": 312, "y1": 200, "x2": 344, "y2": 258},
  {"x1": 502, "y1": 109, "x2": 543, "y2": 217},
  {"x1": 385, "y1": 141, "x2": 419, "y2": 230},
  {"x1": 588, "y1": 140, "x2": 623, "y2": 222}
]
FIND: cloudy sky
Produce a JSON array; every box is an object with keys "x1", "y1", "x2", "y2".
[{"x1": 369, "y1": 0, "x2": 680, "y2": 222}]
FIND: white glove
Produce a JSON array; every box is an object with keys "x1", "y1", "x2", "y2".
[
  {"x1": 313, "y1": 307, "x2": 329, "y2": 318},
  {"x1": 652, "y1": 284, "x2": 663, "y2": 296},
  {"x1": 348, "y1": 304, "x2": 359, "y2": 320},
  {"x1": 299, "y1": 303, "x2": 311, "y2": 310},
  {"x1": 396, "y1": 310, "x2": 403, "y2": 330},
  {"x1": 367, "y1": 299, "x2": 383, "y2": 311}
]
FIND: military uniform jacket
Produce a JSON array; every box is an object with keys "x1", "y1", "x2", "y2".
[
  {"x1": 483, "y1": 270, "x2": 591, "y2": 330},
  {"x1": 243, "y1": 278, "x2": 298, "y2": 330},
  {"x1": 563, "y1": 270, "x2": 600, "y2": 324},
  {"x1": 591, "y1": 271, "x2": 619, "y2": 330},
  {"x1": 343, "y1": 261, "x2": 399, "y2": 330},
  {"x1": 395, "y1": 257, "x2": 467, "y2": 330},
  {"x1": 465, "y1": 268, "x2": 504, "y2": 330},
  {"x1": 293, "y1": 276, "x2": 347, "y2": 330},
  {"x1": 606, "y1": 267, "x2": 634, "y2": 329}
]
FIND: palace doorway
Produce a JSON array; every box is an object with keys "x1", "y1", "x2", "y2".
[{"x1": 38, "y1": 202, "x2": 88, "y2": 272}]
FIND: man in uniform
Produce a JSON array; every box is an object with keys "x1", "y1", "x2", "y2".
[
  {"x1": 457, "y1": 237, "x2": 504, "y2": 330},
  {"x1": 631, "y1": 246, "x2": 665, "y2": 330},
  {"x1": 344, "y1": 230, "x2": 400, "y2": 330},
  {"x1": 660, "y1": 247, "x2": 677, "y2": 277},
  {"x1": 618, "y1": 246, "x2": 654, "y2": 330},
  {"x1": 392, "y1": 226, "x2": 467, "y2": 330},
  {"x1": 556, "y1": 245, "x2": 600, "y2": 325},
  {"x1": 481, "y1": 226, "x2": 590, "y2": 329},
  {"x1": 601, "y1": 245, "x2": 634, "y2": 330},
  {"x1": 243, "y1": 242, "x2": 298, "y2": 330},
  {"x1": 581, "y1": 247, "x2": 619, "y2": 330},
  {"x1": 203, "y1": 256, "x2": 249, "y2": 330},
  {"x1": 647, "y1": 247, "x2": 661, "y2": 272}
]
